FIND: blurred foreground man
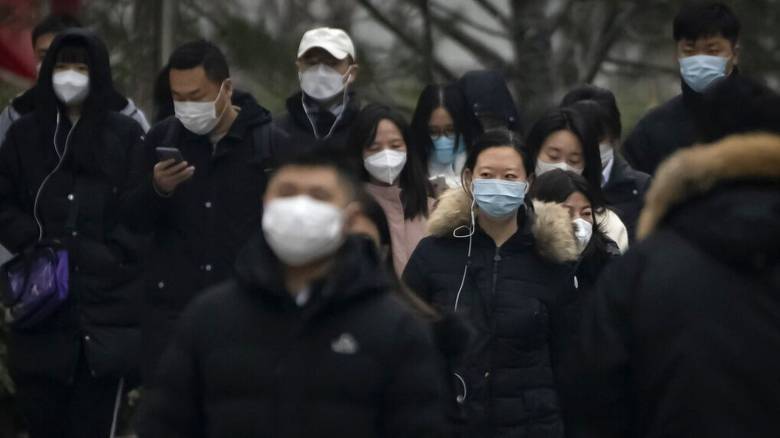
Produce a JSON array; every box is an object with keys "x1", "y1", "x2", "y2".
[
  {"x1": 570, "y1": 79, "x2": 780, "y2": 438},
  {"x1": 138, "y1": 151, "x2": 448, "y2": 437}
]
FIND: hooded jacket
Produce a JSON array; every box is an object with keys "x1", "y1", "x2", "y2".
[
  {"x1": 0, "y1": 29, "x2": 146, "y2": 383},
  {"x1": 570, "y1": 133, "x2": 780, "y2": 438},
  {"x1": 0, "y1": 55, "x2": 149, "y2": 147},
  {"x1": 137, "y1": 234, "x2": 448, "y2": 437},
  {"x1": 272, "y1": 91, "x2": 361, "y2": 158},
  {"x1": 124, "y1": 90, "x2": 279, "y2": 379},
  {"x1": 403, "y1": 188, "x2": 579, "y2": 437}
]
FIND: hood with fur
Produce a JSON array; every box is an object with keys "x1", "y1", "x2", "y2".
[
  {"x1": 638, "y1": 133, "x2": 780, "y2": 239},
  {"x1": 638, "y1": 133, "x2": 780, "y2": 274},
  {"x1": 427, "y1": 188, "x2": 579, "y2": 263}
]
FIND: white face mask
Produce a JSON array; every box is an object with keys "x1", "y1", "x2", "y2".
[
  {"x1": 364, "y1": 149, "x2": 407, "y2": 185},
  {"x1": 599, "y1": 143, "x2": 615, "y2": 168},
  {"x1": 535, "y1": 159, "x2": 584, "y2": 176},
  {"x1": 299, "y1": 64, "x2": 350, "y2": 101},
  {"x1": 52, "y1": 70, "x2": 90, "y2": 106},
  {"x1": 174, "y1": 82, "x2": 227, "y2": 135},
  {"x1": 262, "y1": 195, "x2": 345, "y2": 267},
  {"x1": 573, "y1": 217, "x2": 593, "y2": 253}
]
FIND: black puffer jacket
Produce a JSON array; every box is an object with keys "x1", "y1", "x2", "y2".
[
  {"x1": 403, "y1": 189, "x2": 579, "y2": 437},
  {"x1": 138, "y1": 234, "x2": 448, "y2": 437},
  {"x1": 126, "y1": 90, "x2": 277, "y2": 378},
  {"x1": 622, "y1": 76, "x2": 740, "y2": 175},
  {"x1": 570, "y1": 134, "x2": 780, "y2": 438},
  {"x1": 603, "y1": 155, "x2": 651, "y2": 242},
  {"x1": 272, "y1": 91, "x2": 361, "y2": 158},
  {"x1": 0, "y1": 30, "x2": 146, "y2": 383}
]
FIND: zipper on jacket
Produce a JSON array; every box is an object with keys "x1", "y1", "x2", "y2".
[{"x1": 491, "y1": 246, "x2": 501, "y2": 295}]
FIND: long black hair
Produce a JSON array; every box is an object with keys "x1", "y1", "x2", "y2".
[
  {"x1": 347, "y1": 103, "x2": 432, "y2": 219},
  {"x1": 525, "y1": 107, "x2": 603, "y2": 192},
  {"x1": 410, "y1": 83, "x2": 470, "y2": 167},
  {"x1": 560, "y1": 84, "x2": 622, "y2": 141}
]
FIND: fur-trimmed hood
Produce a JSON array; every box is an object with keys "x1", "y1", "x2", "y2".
[
  {"x1": 427, "y1": 188, "x2": 579, "y2": 263},
  {"x1": 638, "y1": 133, "x2": 780, "y2": 239},
  {"x1": 638, "y1": 133, "x2": 780, "y2": 273}
]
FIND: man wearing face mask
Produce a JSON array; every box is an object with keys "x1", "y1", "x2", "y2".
[
  {"x1": 125, "y1": 40, "x2": 278, "y2": 380},
  {"x1": 273, "y1": 27, "x2": 360, "y2": 157},
  {"x1": 138, "y1": 150, "x2": 448, "y2": 437},
  {"x1": 622, "y1": 2, "x2": 741, "y2": 175},
  {"x1": 0, "y1": 14, "x2": 150, "y2": 149}
]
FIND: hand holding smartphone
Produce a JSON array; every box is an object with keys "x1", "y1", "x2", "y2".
[{"x1": 153, "y1": 147, "x2": 194, "y2": 195}]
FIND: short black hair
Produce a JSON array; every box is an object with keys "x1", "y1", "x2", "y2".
[
  {"x1": 525, "y1": 106, "x2": 603, "y2": 192},
  {"x1": 271, "y1": 148, "x2": 360, "y2": 200},
  {"x1": 463, "y1": 129, "x2": 533, "y2": 180},
  {"x1": 168, "y1": 40, "x2": 230, "y2": 84},
  {"x1": 696, "y1": 76, "x2": 780, "y2": 143},
  {"x1": 673, "y1": 2, "x2": 740, "y2": 45},
  {"x1": 561, "y1": 85, "x2": 622, "y2": 140},
  {"x1": 32, "y1": 14, "x2": 82, "y2": 46},
  {"x1": 347, "y1": 103, "x2": 433, "y2": 220}
]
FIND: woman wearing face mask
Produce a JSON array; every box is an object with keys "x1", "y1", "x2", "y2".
[
  {"x1": 347, "y1": 104, "x2": 434, "y2": 276},
  {"x1": 410, "y1": 84, "x2": 471, "y2": 195},
  {"x1": 526, "y1": 107, "x2": 629, "y2": 253},
  {"x1": 529, "y1": 169, "x2": 620, "y2": 292},
  {"x1": 403, "y1": 129, "x2": 580, "y2": 438},
  {"x1": 0, "y1": 30, "x2": 146, "y2": 437}
]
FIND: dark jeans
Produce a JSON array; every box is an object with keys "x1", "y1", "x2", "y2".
[{"x1": 13, "y1": 351, "x2": 123, "y2": 438}]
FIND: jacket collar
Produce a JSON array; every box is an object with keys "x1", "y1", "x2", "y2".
[
  {"x1": 234, "y1": 232, "x2": 390, "y2": 316},
  {"x1": 285, "y1": 91, "x2": 360, "y2": 137},
  {"x1": 427, "y1": 188, "x2": 579, "y2": 263},
  {"x1": 638, "y1": 133, "x2": 780, "y2": 240}
]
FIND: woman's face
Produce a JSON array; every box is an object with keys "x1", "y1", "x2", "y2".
[
  {"x1": 466, "y1": 146, "x2": 527, "y2": 185},
  {"x1": 363, "y1": 119, "x2": 407, "y2": 158},
  {"x1": 538, "y1": 129, "x2": 585, "y2": 170},
  {"x1": 563, "y1": 191, "x2": 593, "y2": 224},
  {"x1": 428, "y1": 106, "x2": 455, "y2": 139}
]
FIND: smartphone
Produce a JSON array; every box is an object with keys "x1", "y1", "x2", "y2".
[{"x1": 155, "y1": 147, "x2": 184, "y2": 164}]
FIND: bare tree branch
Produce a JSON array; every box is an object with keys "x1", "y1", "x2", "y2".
[
  {"x1": 468, "y1": 0, "x2": 511, "y2": 29},
  {"x1": 604, "y1": 57, "x2": 678, "y2": 75},
  {"x1": 581, "y1": 2, "x2": 639, "y2": 83},
  {"x1": 429, "y1": 2, "x2": 509, "y2": 39},
  {"x1": 355, "y1": 0, "x2": 456, "y2": 81}
]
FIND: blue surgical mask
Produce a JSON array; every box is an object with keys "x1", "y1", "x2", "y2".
[
  {"x1": 431, "y1": 135, "x2": 464, "y2": 165},
  {"x1": 472, "y1": 179, "x2": 528, "y2": 218},
  {"x1": 679, "y1": 55, "x2": 728, "y2": 93}
]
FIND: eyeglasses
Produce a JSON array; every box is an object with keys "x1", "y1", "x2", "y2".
[{"x1": 429, "y1": 127, "x2": 456, "y2": 140}]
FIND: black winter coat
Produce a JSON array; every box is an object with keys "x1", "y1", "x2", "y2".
[
  {"x1": 403, "y1": 189, "x2": 580, "y2": 437},
  {"x1": 272, "y1": 91, "x2": 361, "y2": 158},
  {"x1": 0, "y1": 30, "x2": 146, "y2": 383},
  {"x1": 570, "y1": 134, "x2": 780, "y2": 438},
  {"x1": 138, "y1": 234, "x2": 449, "y2": 438},
  {"x1": 622, "y1": 78, "x2": 725, "y2": 175},
  {"x1": 602, "y1": 155, "x2": 651, "y2": 243},
  {"x1": 126, "y1": 91, "x2": 277, "y2": 378}
]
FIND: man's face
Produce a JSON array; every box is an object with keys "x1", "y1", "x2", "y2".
[
  {"x1": 264, "y1": 165, "x2": 352, "y2": 212},
  {"x1": 676, "y1": 34, "x2": 738, "y2": 73},
  {"x1": 296, "y1": 47, "x2": 355, "y2": 78},
  {"x1": 169, "y1": 66, "x2": 232, "y2": 111},
  {"x1": 33, "y1": 32, "x2": 56, "y2": 64}
]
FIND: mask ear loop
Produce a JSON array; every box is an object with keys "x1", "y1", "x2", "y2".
[
  {"x1": 302, "y1": 69, "x2": 352, "y2": 141},
  {"x1": 452, "y1": 196, "x2": 476, "y2": 312}
]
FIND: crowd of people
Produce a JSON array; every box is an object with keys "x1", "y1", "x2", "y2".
[{"x1": 0, "y1": 2, "x2": 778, "y2": 437}]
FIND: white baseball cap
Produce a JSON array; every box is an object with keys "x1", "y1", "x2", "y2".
[{"x1": 297, "y1": 27, "x2": 356, "y2": 61}]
